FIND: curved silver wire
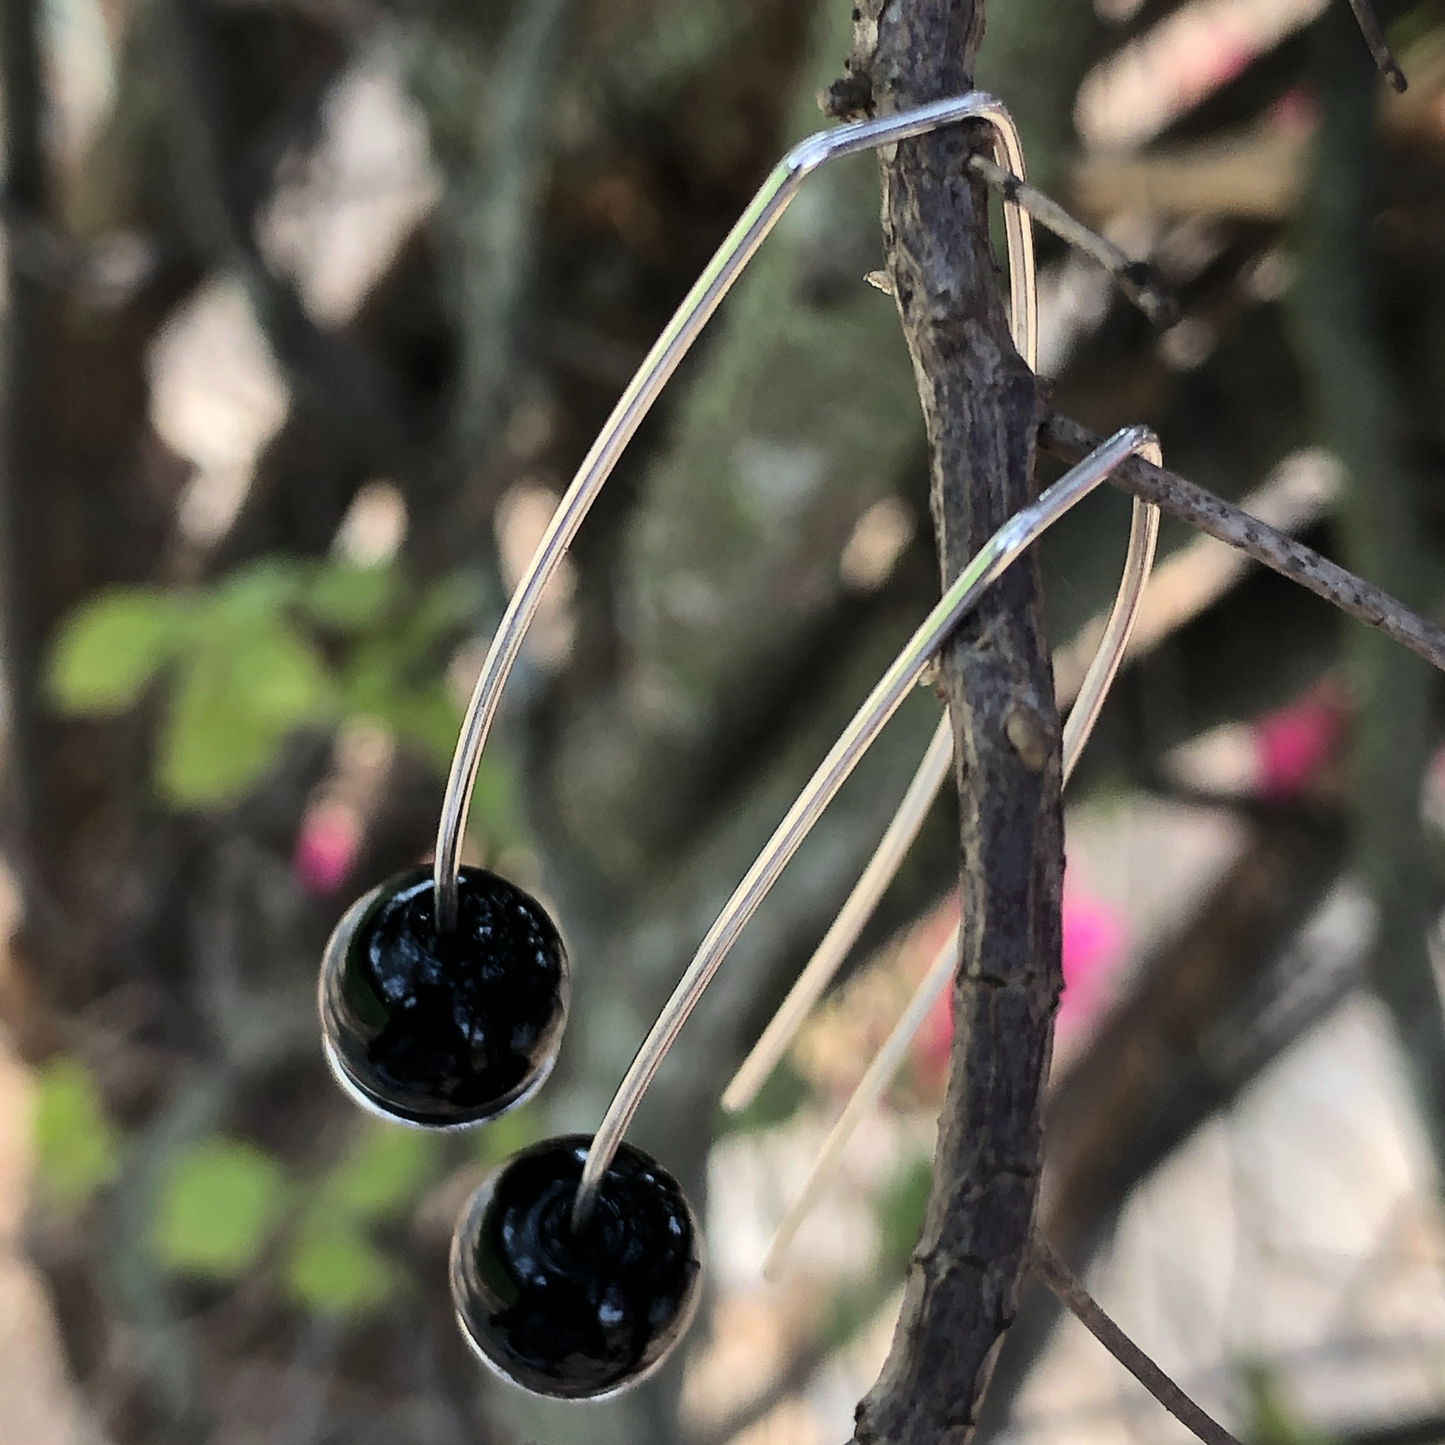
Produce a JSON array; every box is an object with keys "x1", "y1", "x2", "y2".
[
  {"x1": 722, "y1": 487, "x2": 1159, "y2": 1115},
  {"x1": 431, "y1": 92, "x2": 1035, "y2": 931},
  {"x1": 763, "y1": 926, "x2": 958, "y2": 1278},
  {"x1": 573, "y1": 426, "x2": 1159, "y2": 1228},
  {"x1": 720, "y1": 714, "x2": 953, "y2": 1115},
  {"x1": 763, "y1": 444, "x2": 1162, "y2": 1279}
]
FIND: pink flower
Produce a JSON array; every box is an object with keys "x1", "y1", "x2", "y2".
[
  {"x1": 912, "y1": 873, "x2": 1129, "y2": 1084},
  {"x1": 1253, "y1": 683, "x2": 1345, "y2": 800},
  {"x1": 1270, "y1": 87, "x2": 1317, "y2": 135},
  {"x1": 1058, "y1": 884, "x2": 1127, "y2": 1032},
  {"x1": 293, "y1": 800, "x2": 362, "y2": 895}
]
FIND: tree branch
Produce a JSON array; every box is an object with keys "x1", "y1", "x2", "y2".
[
  {"x1": 1039, "y1": 411, "x2": 1445, "y2": 676},
  {"x1": 1028, "y1": 1232, "x2": 1246, "y2": 1445},
  {"x1": 405, "y1": 0, "x2": 575, "y2": 502},
  {"x1": 868, "y1": 157, "x2": 1179, "y2": 325},
  {"x1": 978, "y1": 814, "x2": 1357, "y2": 1439},
  {"x1": 842, "y1": 2, "x2": 1063, "y2": 1442},
  {"x1": 0, "y1": 0, "x2": 47, "y2": 844}
]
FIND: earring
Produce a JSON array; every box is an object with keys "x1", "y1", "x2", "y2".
[
  {"x1": 433, "y1": 86, "x2": 1039, "y2": 1393},
  {"x1": 317, "y1": 89, "x2": 1034, "y2": 1134},
  {"x1": 448, "y1": 424, "x2": 1157, "y2": 1395}
]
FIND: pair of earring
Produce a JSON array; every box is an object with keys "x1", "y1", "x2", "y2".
[{"x1": 316, "y1": 89, "x2": 1161, "y2": 1401}]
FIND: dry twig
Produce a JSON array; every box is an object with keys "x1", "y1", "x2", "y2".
[
  {"x1": 1029, "y1": 1231, "x2": 1246, "y2": 1445},
  {"x1": 1040, "y1": 411, "x2": 1445, "y2": 676},
  {"x1": 1343, "y1": 0, "x2": 1407, "y2": 91},
  {"x1": 867, "y1": 158, "x2": 1179, "y2": 326},
  {"x1": 967, "y1": 154, "x2": 1179, "y2": 326}
]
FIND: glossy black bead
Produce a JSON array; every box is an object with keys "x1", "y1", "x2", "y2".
[
  {"x1": 319, "y1": 866, "x2": 568, "y2": 1129},
  {"x1": 450, "y1": 1135, "x2": 702, "y2": 1399}
]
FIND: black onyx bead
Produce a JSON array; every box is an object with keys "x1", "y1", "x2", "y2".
[
  {"x1": 318, "y1": 866, "x2": 568, "y2": 1129},
  {"x1": 450, "y1": 1135, "x2": 702, "y2": 1399}
]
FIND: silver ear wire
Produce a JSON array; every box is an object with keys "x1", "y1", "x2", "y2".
[
  {"x1": 572, "y1": 426, "x2": 1159, "y2": 1230},
  {"x1": 431, "y1": 91, "x2": 1035, "y2": 932},
  {"x1": 718, "y1": 93, "x2": 1041, "y2": 1119},
  {"x1": 764, "y1": 925, "x2": 961, "y2": 1279},
  {"x1": 761, "y1": 444, "x2": 1161, "y2": 1280},
  {"x1": 720, "y1": 714, "x2": 954, "y2": 1116},
  {"x1": 722, "y1": 487, "x2": 1159, "y2": 1117}
]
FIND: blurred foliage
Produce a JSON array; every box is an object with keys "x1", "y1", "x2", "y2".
[
  {"x1": 135, "y1": 1114, "x2": 449, "y2": 1314},
  {"x1": 714, "y1": 1057, "x2": 811, "y2": 1136},
  {"x1": 877, "y1": 1153, "x2": 934, "y2": 1270},
  {"x1": 471, "y1": 1102, "x2": 543, "y2": 1169},
  {"x1": 45, "y1": 558, "x2": 486, "y2": 809},
  {"x1": 315, "y1": 1120, "x2": 442, "y2": 1221},
  {"x1": 815, "y1": 1152, "x2": 936, "y2": 1353},
  {"x1": 286, "y1": 1218, "x2": 399, "y2": 1316},
  {"x1": 31, "y1": 1057, "x2": 122, "y2": 1209},
  {"x1": 1244, "y1": 1365, "x2": 1338, "y2": 1445},
  {"x1": 151, "y1": 1135, "x2": 289, "y2": 1279},
  {"x1": 285, "y1": 1120, "x2": 440, "y2": 1317}
]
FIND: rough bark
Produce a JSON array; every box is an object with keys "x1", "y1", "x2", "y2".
[{"x1": 841, "y1": 3, "x2": 1063, "y2": 1442}]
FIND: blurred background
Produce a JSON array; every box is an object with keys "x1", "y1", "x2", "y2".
[{"x1": 2, "y1": 0, "x2": 1445, "y2": 1441}]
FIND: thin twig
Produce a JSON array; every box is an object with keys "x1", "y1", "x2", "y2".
[
  {"x1": 1029, "y1": 1231, "x2": 1246, "y2": 1445},
  {"x1": 866, "y1": 158, "x2": 1180, "y2": 326},
  {"x1": 1342, "y1": 0, "x2": 1407, "y2": 92},
  {"x1": 967, "y1": 154, "x2": 1180, "y2": 327},
  {"x1": 1040, "y1": 411, "x2": 1445, "y2": 676}
]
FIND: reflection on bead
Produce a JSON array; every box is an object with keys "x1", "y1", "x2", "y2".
[
  {"x1": 318, "y1": 866, "x2": 568, "y2": 1129},
  {"x1": 450, "y1": 1135, "x2": 702, "y2": 1399}
]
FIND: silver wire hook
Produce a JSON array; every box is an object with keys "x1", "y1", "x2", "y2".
[
  {"x1": 762, "y1": 439, "x2": 1162, "y2": 1279},
  {"x1": 722, "y1": 485, "x2": 1159, "y2": 1116},
  {"x1": 431, "y1": 91, "x2": 1036, "y2": 932},
  {"x1": 572, "y1": 426, "x2": 1159, "y2": 1229},
  {"x1": 721, "y1": 714, "x2": 953, "y2": 1115}
]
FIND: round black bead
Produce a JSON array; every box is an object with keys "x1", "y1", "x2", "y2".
[
  {"x1": 450, "y1": 1135, "x2": 702, "y2": 1399},
  {"x1": 318, "y1": 866, "x2": 568, "y2": 1129}
]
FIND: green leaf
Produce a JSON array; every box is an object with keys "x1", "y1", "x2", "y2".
[
  {"x1": 208, "y1": 559, "x2": 306, "y2": 620},
  {"x1": 305, "y1": 562, "x2": 398, "y2": 631},
  {"x1": 226, "y1": 625, "x2": 332, "y2": 728},
  {"x1": 1243, "y1": 1366, "x2": 1336, "y2": 1445},
  {"x1": 877, "y1": 1155, "x2": 934, "y2": 1271},
  {"x1": 337, "y1": 637, "x2": 413, "y2": 719},
  {"x1": 466, "y1": 754, "x2": 521, "y2": 845},
  {"x1": 157, "y1": 651, "x2": 286, "y2": 806},
  {"x1": 151, "y1": 1137, "x2": 287, "y2": 1280},
  {"x1": 157, "y1": 629, "x2": 332, "y2": 806},
  {"x1": 388, "y1": 685, "x2": 463, "y2": 775},
  {"x1": 46, "y1": 589, "x2": 182, "y2": 713},
  {"x1": 320, "y1": 1123, "x2": 440, "y2": 1224},
  {"x1": 287, "y1": 1219, "x2": 397, "y2": 1316},
  {"x1": 399, "y1": 572, "x2": 484, "y2": 650},
  {"x1": 472, "y1": 1105, "x2": 541, "y2": 1168},
  {"x1": 31, "y1": 1057, "x2": 121, "y2": 1208}
]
